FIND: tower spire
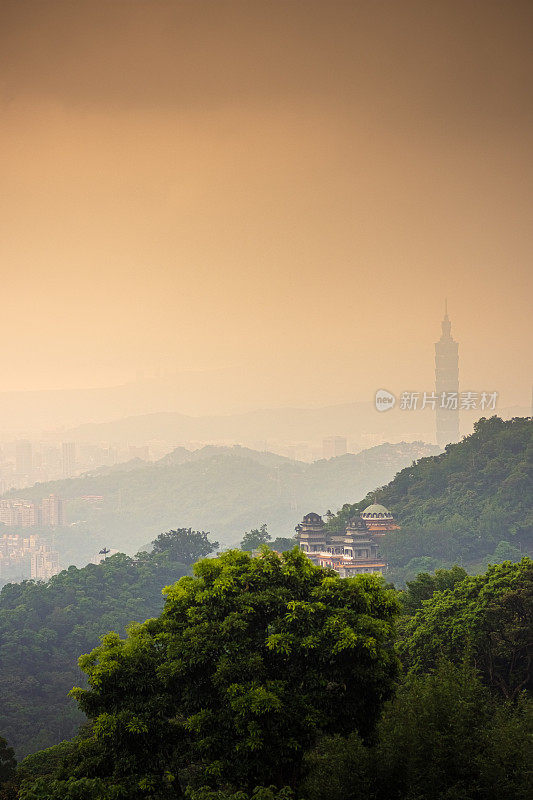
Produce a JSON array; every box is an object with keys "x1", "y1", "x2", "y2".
[
  {"x1": 441, "y1": 300, "x2": 452, "y2": 339},
  {"x1": 435, "y1": 305, "x2": 459, "y2": 447}
]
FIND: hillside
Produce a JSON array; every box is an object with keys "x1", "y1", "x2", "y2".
[
  {"x1": 330, "y1": 417, "x2": 533, "y2": 580},
  {"x1": 7, "y1": 442, "x2": 438, "y2": 566},
  {"x1": 0, "y1": 551, "x2": 193, "y2": 757}
]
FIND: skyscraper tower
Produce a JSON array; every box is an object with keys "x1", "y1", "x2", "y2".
[
  {"x1": 61, "y1": 442, "x2": 76, "y2": 478},
  {"x1": 435, "y1": 301, "x2": 459, "y2": 447},
  {"x1": 15, "y1": 440, "x2": 33, "y2": 476}
]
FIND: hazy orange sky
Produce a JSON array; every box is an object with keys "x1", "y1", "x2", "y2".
[{"x1": 1, "y1": 0, "x2": 532, "y2": 410}]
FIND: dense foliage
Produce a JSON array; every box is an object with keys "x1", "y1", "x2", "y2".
[
  {"x1": 18, "y1": 549, "x2": 399, "y2": 798},
  {"x1": 240, "y1": 524, "x2": 296, "y2": 553},
  {"x1": 0, "y1": 737, "x2": 16, "y2": 799},
  {"x1": 400, "y1": 558, "x2": 533, "y2": 699},
  {"x1": 4, "y1": 555, "x2": 532, "y2": 799},
  {"x1": 371, "y1": 661, "x2": 532, "y2": 800},
  {"x1": 0, "y1": 548, "x2": 189, "y2": 756},
  {"x1": 151, "y1": 528, "x2": 218, "y2": 563},
  {"x1": 329, "y1": 417, "x2": 532, "y2": 581},
  {"x1": 399, "y1": 564, "x2": 468, "y2": 613},
  {"x1": 301, "y1": 660, "x2": 532, "y2": 800}
]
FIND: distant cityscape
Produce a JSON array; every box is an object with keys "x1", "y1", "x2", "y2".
[
  {"x1": 0, "y1": 431, "x2": 437, "y2": 496},
  {"x1": 0, "y1": 307, "x2": 509, "y2": 589},
  {"x1": 0, "y1": 439, "x2": 156, "y2": 492},
  {"x1": 0, "y1": 494, "x2": 64, "y2": 527},
  {"x1": 0, "y1": 306, "x2": 502, "y2": 496},
  {"x1": 0, "y1": 533, "x2": 60, "y2": 584}
]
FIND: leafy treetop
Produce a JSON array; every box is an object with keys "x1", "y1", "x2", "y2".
[
  {"x1": 240, "y1": 523, "x2": 271, "y2": 551},
  {"x1": 0, "y1": 737, "x2": 16, "y2": 784},
  {"x1": 400, "y1": 565, "x2": 467, "y2": 614},
  {"x1": 400, "y1": 557, "x2": 533, "y2": 700},
  {"x1": 240, "y1": 525, "x2": 296, "y2": 553},
  {"x1": 65, "y1": 548, "x2": 399, "y2": 797},
  {"x1": 151, "y1": 528, "x2": 219, "y2": 564}
]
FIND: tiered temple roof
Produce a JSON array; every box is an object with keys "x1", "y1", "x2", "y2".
[{"x1": 295, "y1": 512, "x2": 387, "y2": 576}]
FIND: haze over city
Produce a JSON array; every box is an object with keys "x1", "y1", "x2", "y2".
[
  {"x1": 0, "y1": 0, "x2": 531, "y2": 432},
  {"x1": 0, "y1": 6, "x2": 531, "y2": 793}
]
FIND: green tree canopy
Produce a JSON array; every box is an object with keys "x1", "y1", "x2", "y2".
[
  {"x1": 372, "y1": 660, "x2": 532, "y2": 800},
  {"x1": 0, "y1": 737, "x2": 16, "y2": 784},
  {"x1": 365, "y1": 417, "x2": 532, "y2": 539},
  {"x1": 240, "y1": 526, "x2": 296, "y2": 554},
  {"x1": 240, "y1": 524, "x2": 271, "y2": 551},
  {"x1": 400, "y1": 564, "x2": 467, "y2": 614},
  {"x1": 0, "y1": 736, "x2": 17, "y2": 800},
  {"x1": 400, "y1": 558, "x2": 533, "y2": 699},
  {"x1": 151, "y1": 528, "x2": 219, "y2": 563},
  {"x1": 479, "y1": 540, "x2": 523, "y2": 571},
  {"x1": 301, "y1": 661, "x2": 532, "y2": 800},
  {"x1": 49, "y1": 549, "x2": 400, "y2": 798},
  {"x1": 0, "y1": 551, "x2": 189, "y2": 756},
  {"x1": 269, "y1": 537, "x2": 297, "y2": 553}
]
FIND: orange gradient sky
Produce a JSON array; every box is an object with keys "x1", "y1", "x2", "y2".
[{"x1": 0, "y1": 0, "x2": 531, "y2": 410}]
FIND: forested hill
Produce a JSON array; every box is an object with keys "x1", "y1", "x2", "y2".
[
  {"x1": 0, "y1": 551, "x2": 191, "y2": 757},
  {"x1": 7, "y1": 441, "x2": 437, "y2": 565},
  {"x1": 330, "y1": 417, "x2": 532, "y2": 581},
  {"x1": 336, "y1": 417, "x2": 532, "y2": 536}
]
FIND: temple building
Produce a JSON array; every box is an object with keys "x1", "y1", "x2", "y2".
[
  {"x1": 360, "y1": 503, "x2": 400, "y2": 534},
  {"x1": 435, "y1": 301, "x2": 460, "y2": 447},
  {"x1": 295, "y1": 512, "x2": 387, "y2": 576}
]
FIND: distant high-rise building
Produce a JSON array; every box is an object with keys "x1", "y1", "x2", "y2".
[
  {"x1": 30, "y1": 543, "x2": 60, "y2": 580},
  {"x1": 15, "y1": 440, "x2": 33, "y2": 475},
  {"x1": 322, "y1": 436, "x2": 348, "y2": 459},
  {"x1": 0, "y1": 533, "x2": 59, "y2": 584},
  {"x1": 0, "y1": 499, "x2": 36, "y2": 527},
  {"x1": 0, "y1": 496, "x2": 63, "y2": 528},
  {"x1": 435, "y1": 302, "x2": 460, "y2": 447},
  {"x1": 61, "y1": 442, "x2": 76, "y2": 478},
  {"x1": 41, "y1": 494, "x2": 64, "y2": 526}
]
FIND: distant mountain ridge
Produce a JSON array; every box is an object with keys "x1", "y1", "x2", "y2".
[
  {"x1": 84, "y1": 445, "x2": 290, "y2": 477},
  {"x1": 7, "y1": 441, "x2": 439, "y2": 565},
  {"x1": 64, "y1": 403, "x2": 388, "y2": 445},
  {"x1": 63, "y1": 404, "x2": 530, "y2": 451},
  {"x1": 156, "y1": 444, "x2": 291, "y2": 468}
]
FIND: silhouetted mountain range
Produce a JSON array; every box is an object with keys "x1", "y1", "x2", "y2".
[
  {"x1": 64, "y1": 404, "x2": 529, "y2": 450},
  {"x1": 8, "y1": 441, "x2": 438, "y2": 565}
]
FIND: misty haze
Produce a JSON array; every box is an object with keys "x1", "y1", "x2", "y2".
[{"x1": 0, "y1": 2, "x2": 531, "y2": 799}]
